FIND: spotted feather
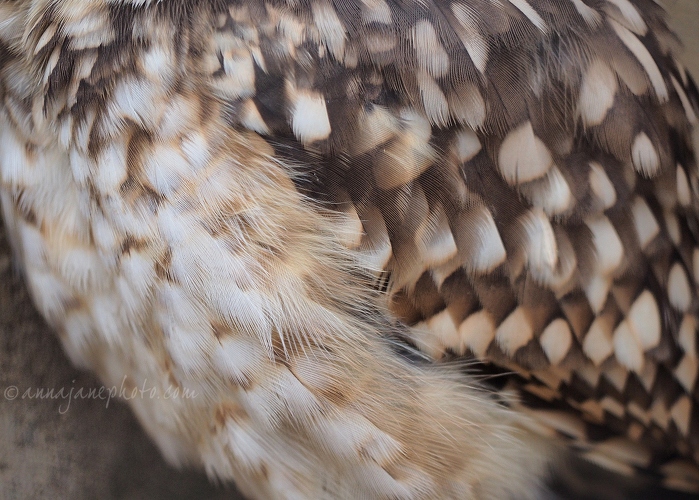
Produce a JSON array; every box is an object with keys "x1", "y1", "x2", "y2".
[{"x1": 1, "y1": 0, "x2": 699, "y2": 498}]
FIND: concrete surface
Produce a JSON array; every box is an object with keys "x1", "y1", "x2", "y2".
[{"x1": 0, "y1": 3, "x2": 697, "y2": 500}]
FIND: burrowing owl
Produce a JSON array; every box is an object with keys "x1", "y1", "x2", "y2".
[{"x1": 1, "y1": 0, "x2": 699, "y2": 498}]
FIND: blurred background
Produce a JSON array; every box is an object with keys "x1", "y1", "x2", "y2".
[
  {"x1": 666, "y1": 0, "x2": 699, "y2": 79},
  {"x1": 1, "y1": 2, "x2": 698, "y2": 499}
]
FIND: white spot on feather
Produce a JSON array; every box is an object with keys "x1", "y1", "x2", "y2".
[
  {"x1": 418, "y1": 213, "x2": 458, "y2": 268},
  {"x1": 373, "y1": 109, "x2": 435, "y2": 189},
  {"x1": 676, "y1": 165, "x2": 692, "y2": 207},
  {"x1": 583, "y1": 316, "x2": 614, "y2": 366},
  {"x1": 118, "y1": 250, "x2": 155, "y2": 314},
  {"x1": 578, "y1": 59, "x2": 617, "y2": 126},
  {"x1": 238, "y1": 372, "x2": 288, "y2": 429},
  {"x1": 675, "y1": 355, "x2": 698, "y2": 393},
  {"x1": 454, "y1": 129, "x2": 482, "y2": 163},
  {"x1": 67, "y1": 52, "x2": 98, "y2": 108},
  {"x1": 358, "y1": 207, "x2": 392, "y2": 272},
  {"x1": 605, "y1": 0, "x2": 647, "y2": 35},
  {"x1": 0, "y1": 123, "x2": 37, "y2": 187},
  {"x1": 141, "y1": 44, "x2": 176, "y2": 87},
  {"x1": 457, "y1": 205, "x2": 507, "y2": 274},
  {"x1": 670, "y1": 397, "x2": 692, "y2": 436},
  {"x1": 275, "y1": 369, "x2": 323, "y2": 421},
  {"x1": 430, "y1": 257, "x2": 462, "y2": 290},
  {"x1": 240, "y1": 100, "x2": 270, "y2": 135},
  {"x1": 610, "y1": 19, "x2": 668, "y2": 102},
  {"x1": 523, "y1": 166, "x2": 572, "y2": 216},
  {"x1": 631, "y1": 132, "x2": 660, "y2": 177},
  {"x1": 354, "y1": 105, "x2": 400, "y2": 155},
  {"x1": 668, "y1": 263, "x2": 692, "y2": 312},
  {"x1": 26, "y1": 270, "x2": 72, "y2": 321},
  {"x1": 360, "y1": 0, "x2": 392, "y2": 24},
  {"x1": 93, "y1": 136, "x2": 128, "y2": 194},
  {"x1": 508, "y1": 0, "x2": 547, "y2": 32},
  {"x1": 589, "y1": 162, "x2": 617, "y2": 209},
  {"x1": 411, "y1": 20, "x2": 449, "y2": 78},
  {"x1": 213, "y1": 335, "x2": 267, "y2": 386},
  {"x1": 110, "y1": 77, "x2": 164, "y2": 129},
  {"x1": 586, "y1": 215, "x2": 623, "y2": 276},
  {"x1": 498, "y1": 122, "x2": 553, "y2": 185},
  {"x1": 89, "y1": 292, "x2": 126, "y2": 345},
  {"x1": 144, "y1": 143, "x2": 191, "y2": 197},
  {"x1": 627, "y1": 403, "x2": 649, "y2": 427},
  {"x1": 207, "y1": 286, "x2": 274, "y2": 355},
  {"x1": 427, "y1": 309, "x2": 460, "y2": 353},
  {"x1": 451, "y1": 4, "x2": 489, "y2": 73},
  {"x1": 156, "y1": 205, "x2": 200, "y2": 247},
  {"x1": 311, "y1": 1, "x2": 346, "y2": 60},
  {"x1": 64, "y1": 11, "x2": 115, "y2": 51},
  {"x1": 540, "y1": 319, "x2": 573, "y2": 365},
  {"x1": 496, "y1": 307, "x2": 534, "y2": 356},
  {"x1": 631, "y1": 197, "x2": 659, "y2": 250},
  {"x1": 182, "y1": 131, "x2": 215, "y2": 173},
  {"x1": 448, "y1": 84, "x2": 486, "y2": 129},
  {"x1": 290, "y1": 89, "x2": 331, "y2": 144},
  {"x1": 627, "y1": 290, "x2": 661, "y2": 350},
  {"x1": 158, "y1": 94, "x2": 197, "y2": 140},
  {"x1": 568, "y1": 0, "x2": 602, "y2": 26},
  {"x1": 584, "y1": 275, "x2": 611, "y2": 314},
  {"x1": 523, "y1": 408, "x2": 586, "y2": 440},
  {"x1": 519, "y1": 209, "x2": 558, "y2": 282},
  {"x1": 222, "y1": 420, "x2": 269, "y2": 472},
  {"x1": 54, "y1": 244, "x2": 111, "y2": 293},
  {"x1": 364, "y1": 32, "x2": 397, "y2": 54},
  {"x1": 34, "y1": 23, "x2": 57, "y2": 55},
  {"x1": 613, "y1": 320, "x2": 645, "y2": 372},
  {"x1": 61, "y1": 310, "x2": 94, "y2": 369},
  {"x1": 664, "y1": 211, "x2": 682, "y2": 245},
  {"x1": 416, "y1": 70, "x2": 449, "y2": 126},
  {"x1": 275, "y1": 9, "x2": 305, "y2": 47},
  {"x1": 459, "y1": 310, "x2": 496, "y2": 358},
  {"x1": 220, "y1": 50, "x2": 255, "y2": 99},
  {"x1": 18, "y1": 223, "x2": 48, "y2": 269},
  {"x1": 335, "y1": 204, "x2": 364, "y2": 249},
  {"x1": 317, "y1": 413, "x2": 403, "y2": 464},
  {"x1": 407, "y1": 322, "x2": 444, "y2": 359}
]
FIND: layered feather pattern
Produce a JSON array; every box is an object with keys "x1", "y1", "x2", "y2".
[{"x1": 1, "y1": 0, "x2": 699, "y2": 497}]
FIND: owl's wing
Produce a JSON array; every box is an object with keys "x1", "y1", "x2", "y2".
[
  {"x1": 3, "y1": 0, "x2": 699, "y2": 496},
  {"x1": 221, "y1": 0, "x2": 699, "y2": 490}
]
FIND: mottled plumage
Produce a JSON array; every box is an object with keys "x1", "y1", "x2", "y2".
[{"x1": 1, "y1": 0, "x2": 699, "y2": 498}]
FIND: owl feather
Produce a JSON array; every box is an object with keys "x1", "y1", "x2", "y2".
[{"x1": 1, "y1": 0, "x2": 699, "y2": 498}]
